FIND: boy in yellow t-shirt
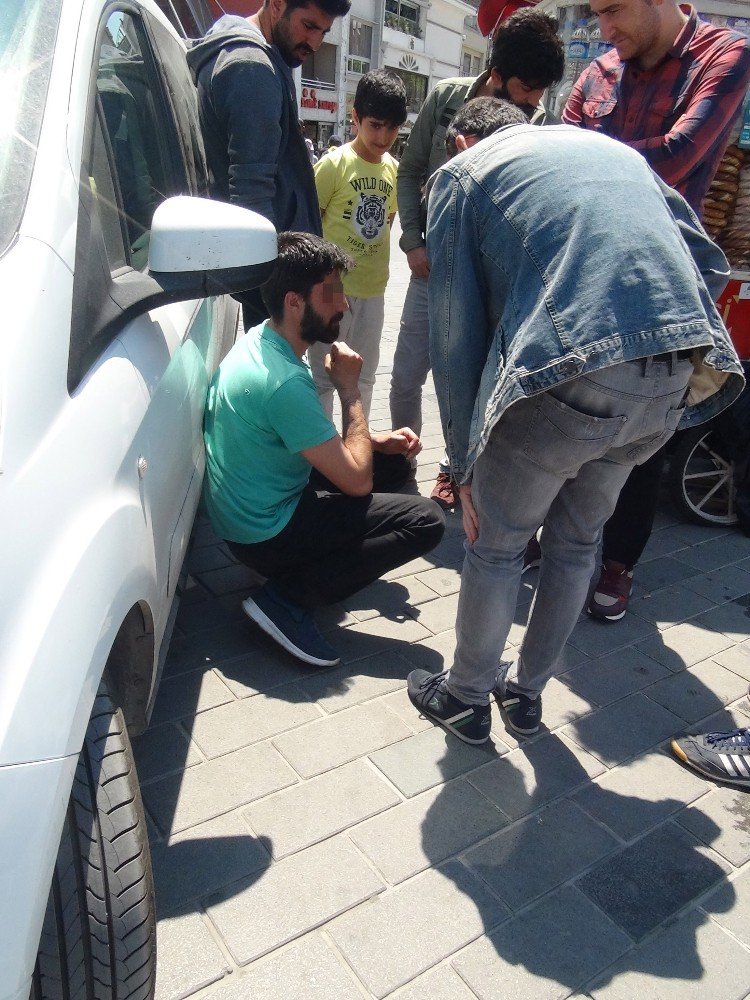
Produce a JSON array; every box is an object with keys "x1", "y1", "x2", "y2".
[{"x1": 308, "y1": 71, "x2": 407, "y2": 419}]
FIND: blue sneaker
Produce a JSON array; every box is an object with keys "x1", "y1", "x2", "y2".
[
  {"x1": 407, "y1": 669, "x2": 492, "y2": 745},
  {"x1": 672, "y1": 729, "x2": 750, "y2": 787},
  {"x1": 242, "y1": 585, "x2": 340, "y2": 667}
]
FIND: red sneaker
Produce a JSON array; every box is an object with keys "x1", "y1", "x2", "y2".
[
  {"x1": 431, "y1": 472, "x2": 457, "y2": 509},
  {"x1": 588, "y1": 562, "x2": 634, "y2": 621}
]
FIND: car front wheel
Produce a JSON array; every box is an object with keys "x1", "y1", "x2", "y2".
[{"x1": 31, "y1": 678, "x2": 156, "y2": 999}]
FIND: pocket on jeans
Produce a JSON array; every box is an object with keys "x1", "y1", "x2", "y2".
[
  {"x1": 626, "y1": 405, "x2": 685, "y2": 463},
  {"x1": 523, "y1": 391, "x2": 626, "y2": 476}
]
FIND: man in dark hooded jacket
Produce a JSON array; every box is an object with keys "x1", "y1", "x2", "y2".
[{"x1": 188, "y1": 0, "x2": 350, "y2": 327}]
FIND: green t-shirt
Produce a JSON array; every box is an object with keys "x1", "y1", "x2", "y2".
[
  {"x1": 203, "y1": 322, "x2": 337, "y2": 544},
  {"x1": 314, "y1": 143, "x2": 398, "y2": 298}
]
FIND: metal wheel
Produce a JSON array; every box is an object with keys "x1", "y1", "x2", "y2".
[{"x1": 670, "y1": 425, "x2": 739, "y2": 526}]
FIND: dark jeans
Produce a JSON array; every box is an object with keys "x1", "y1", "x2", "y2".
[
  {"x1": 227, "y1": 454, "x2": 445, "y2": 608},
  {"x1": 601, "y1": 445, "x2": 667, "y2": 569}
]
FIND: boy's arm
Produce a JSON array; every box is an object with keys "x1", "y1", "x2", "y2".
[
  {"x1": 313, "y1": 152, "x2": 337, "y2": 217},
  {"x1": 397, "y1": 87, "x2": 440, "y2": 253}
]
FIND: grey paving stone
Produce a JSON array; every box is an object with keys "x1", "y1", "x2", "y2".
[
  {"x1": 343, "y1": 575, "x2": 439, "y2": 621},
  {"x1": 629, "y1": 585, "x2": 715, "y2": 630},
  {"x1": 243, "y1": 759, "x2": 400, "y2": 860},
  {"x1": 639, "y1": 527, "x2": 694, "y2": 561},
  {"x1": 408, "y1": 592, "x2": 461, "y2": 635},
  {"x1": 577, "y1": 821, "x2": 731, "y2": 940},
  {"x1": 453, "y1": 885, "x2": 632, "y2": 1000},
  {"x1": 163, "y1": 624, "x2": 257, "y2": 677},
  {"x1": 205, "y1": 837, "x2": 383, "y2": 965},
  {"x1": 176, "y1": 593, "x2": 245, "y2": 635},
  {"x1": 712, "y1": 639, "x2": 750, "y2": 679},
  {"x1": 369, "y1": 725, "x2": 506, "y2": 797},
  {"x1": 465, "y1": 799, "x2": 617, "y2": 911},
  {"x1": 197, "y1": 934, "x2": 365, "y2": 1000},
  {"x1": 152, "y1": 811, "x2": 271, "y2": 913},
  {"x1": 187, "y1": 542, "x2": 236, "y2": 574},
  {"x1": 695, "y1": 594, "x2": 750, "y2": 643},
  {"x1": 644, "y1": 659, "x2": 747, "y2": 723},
  {"x1": 328, "y1": 861, "x2": 509, "y2": 998},
  {"x1": 155, "y1": 912, "x2": 230, "y2": 1000},
  {"x1": 561, "y1": 646, "x2": 670, "y2": 707},
  {"x1": 273, "y1": 701, "x2": 413, "y2": 778},
  {"x1": 400, "y1": 629, "x2": 458, "y2": 673},
  {"x1": 391, "y1": 966, "x2": 478, "y2": 999},
  {"x1": 633, "y1": 556, "x2": 701, "y2": 594},
  {"x1": 428, "y1": 534, "x2": 468, "y2": 568},
  {"x1": 415, "y1": 564, "x2": 462, "y2": 597},
  {"x1": 701, "y1": 866, "x2": 750, "y2": 947},
  {"x1": 676, "y1": 787, "x2": 750, "y2": 867},
  {"x1": 334, "y1": 614, "x2": 434, "y2": 663},
  {"x1": 539, "y1": 676, "x2": 599, "y2": 730},
  {"x1": 294, "y1": 649, "x2": 411, "y2": 713},
  {"x1": 572, "y1": 749, "x2": 706, "y2": 842},
  {"x1": 685, "y1": 702, "x2": 750, "y2": 735},
  {"x1": 132, "y1": 723, "x2": 201, "y2": 784},
  {"x1": 379, "y1": 687, "x2": 434, "y2": 733},
  {"x1": 636, "y1": 621, "x2": 734, "y2": 673},
  {"x1": 149, "y1": 668, "x2": 234, "y2": 725},
  {"x1": 212, "y1": 649, "x2": 314, "y2": 699},
  {"x1": 143, "y1": 742, "x2": 297, "y2": 836},
  {"x1": 587, "y1": 907, "x2": 750, "y2": 999},
  {"x1": 674, "y1": 535, "x2": 750, "y2": 573},
  {"x1": 384, "y1": 555, "x2": 443, "y2": 581},
  {"x1": 567, "y1": 614, "x2": 657, "y2": 658},
  {"x1": 562, "y1": 693, "x2": 683, "y2": 767},
  {"x1": 682, "y1": 564, "x2": 750, "y2": 604},
  {"x1": 350, "y1": 777, "x2": 509, "y2": 884},
  {"x1": 197, "y1": 562, "x2": 264, "y2": 597},
  {"x1": 186, "y1": 692, "x2": 321, "y2": 759},
  {"x1": 467, "y1": 733, "x2": 606, "y2": 821}
]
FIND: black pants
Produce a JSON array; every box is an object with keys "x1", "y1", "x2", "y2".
[
  {"x1": 601, "y1": 445, "x2": 667, "y2": 568},
  {"x1": 227, "y1": 454, "x2": 445, "y2": 608}
]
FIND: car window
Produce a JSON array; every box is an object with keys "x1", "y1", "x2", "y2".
[{"x1": 94, "y1": 11, "x2": 183, "y2": 270}]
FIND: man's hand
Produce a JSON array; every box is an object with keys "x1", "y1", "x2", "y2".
[
  {"x1": 372, "y1": 427, "x2": 422, "y2": 461},
  {"x1": 326, "y1": 342, "x2": 362, "y2": 397},
  {"x1": 406, "y1": 246, "x2": 430, "y2": 279},
  {"x1": 460, "y1": 483, "x2": 479, "y2": 544}
]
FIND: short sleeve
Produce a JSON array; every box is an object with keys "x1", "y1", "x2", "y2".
[{"x1": 266, "y1": 373, "x2": 337, "y2": 453}]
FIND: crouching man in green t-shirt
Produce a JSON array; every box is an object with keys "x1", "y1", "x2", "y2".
[{"x1": 203, "y1": 232, "x2": 445, "y2": 667}]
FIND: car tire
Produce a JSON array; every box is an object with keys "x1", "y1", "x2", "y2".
[
  {"x1": 670, "y1": 424, "x2": 739, "y2": 526},
  {"x1": 31, "y1": 678, "x2": 156, "y2": 1000}
]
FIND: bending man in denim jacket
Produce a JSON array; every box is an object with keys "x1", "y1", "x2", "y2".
[{"x1": 407, "y1": 107, "x2": 744, "y2": 745}]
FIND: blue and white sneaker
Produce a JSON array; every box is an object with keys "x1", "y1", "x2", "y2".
[
  {"x1": 671, "y1": 729, "x2": 750, "y2": 787},
  {"x1": 407, "y1": 669, "x2": 492, "y2": 745},
  {"x1": 242, "y1": 584, "x2": 340, "y2": 667}
]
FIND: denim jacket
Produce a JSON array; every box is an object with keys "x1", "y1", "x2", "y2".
[{"x1": 426, "y1": 123, "x2": 744, "y2": 482}]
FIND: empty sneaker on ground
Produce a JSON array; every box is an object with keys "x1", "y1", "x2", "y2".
[
  {"x1": 493, "y1": 672, "x2": 542, "y2": 735},
  {"x1": 242, "y1": 584, "x2": 340, "y2": 666},
  {"x1": 407, "y1": 669, "x2": 492, "y2": 745},
  {"x1": 588, "y1": 561, "x2": 634, "y2": 621},
  {"x1": 522, "y1": 534, "x2": 542, "y2": 574},
  {"x1": 431, "y1": 472, "x2": 458, "y2": 510},
  {"x1": 671, "y1": 729, "x2": 750, "y2": 787}
]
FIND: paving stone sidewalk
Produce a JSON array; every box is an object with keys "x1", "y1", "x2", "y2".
[{"x1": 139, "y1": 222, "x2": 750, "y2": 1000}]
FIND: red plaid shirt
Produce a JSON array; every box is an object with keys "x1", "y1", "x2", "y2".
[{"x1": 563, "y1": 6, "x2": 750, "y2": 212}]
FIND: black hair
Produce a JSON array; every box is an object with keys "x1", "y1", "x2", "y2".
[
  {"x1": 281, "y1": 0, "x2": 352, "y2": 18},
  {"x1": 488, "y1": 10, "x2": 564, "y2": 88},
  {"x1": 353, "y1": 70, "x2": 408, "y2": 127},
  {"x1": 445, "y1": 97, "x2": 527, "y2": 156},
  {"x1": 260, "y1": 232, "x2": 352, "y2": 320},
  {"x1": 328, "y1": 134, "x2": 343, "y2": 146}
]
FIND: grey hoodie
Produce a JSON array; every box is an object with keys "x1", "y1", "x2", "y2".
[{"x1": 187, "y1": 15, "x2": 322, "y2": 237}]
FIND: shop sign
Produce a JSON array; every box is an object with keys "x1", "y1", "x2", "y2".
[{"x1": 301, "y1": 88, "x2": 337, "y2": 112}]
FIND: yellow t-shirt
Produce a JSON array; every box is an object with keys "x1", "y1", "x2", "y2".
[{"x1": 314, "y1": 143, "x2": 398, "y2": 298}]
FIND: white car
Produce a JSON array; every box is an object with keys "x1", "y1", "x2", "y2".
[{"x1": 0, "y1": 2, "x2": 276, "y2": 998}]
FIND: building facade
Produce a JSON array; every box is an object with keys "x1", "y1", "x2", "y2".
[{"x1": 299, "y1": 0, "x2": 488, "y2": 151}]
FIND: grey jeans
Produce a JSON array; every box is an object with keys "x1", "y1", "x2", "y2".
[
  {"x1": 389, "y1": 274, "x2": 449, "y2": 473},
  {"x1": 445, "y1": 355, "x2": 693, "y2": 706}
]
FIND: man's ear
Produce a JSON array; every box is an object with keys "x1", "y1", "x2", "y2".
[
  {"x1": 488, "y1": 67, "x2": 504, "y2": 89},
  {"x1": 284, "y1": 289, "x2": 304, "y2": 316},
  {"x1": 267, "y1": 0, "x2": 286, "y2": 23},
  {"x1": 455, "y1": 134, "x2": 470, "y2": 152}
]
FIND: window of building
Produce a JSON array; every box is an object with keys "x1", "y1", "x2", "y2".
[
  {"x1": 348, "y1": 18, "x2": 373, "y2": 74},
  {"x1": 462, "y1": 51, "x2": 483, "y2": 76},
  {"x1": 391, "y1": 67, "x2": 428, "y2": 113},
  {"x1": 384, "y1": 0, "x2": 421, "y2": 39}
]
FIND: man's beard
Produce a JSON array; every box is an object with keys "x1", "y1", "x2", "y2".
[
  {"x1": 272, "y1": 15, "x2": 313, "y2": 67},
  {"x1": 494, "y1": 82, "x2": 537, "y2": 121},
  {"x1": 300, "y1": 300, "x2": 343, "y2": 345}
]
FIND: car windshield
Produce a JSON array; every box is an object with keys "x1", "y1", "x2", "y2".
[{"x1": 0, "y1": 0, "x2": 62, "y2": 258}]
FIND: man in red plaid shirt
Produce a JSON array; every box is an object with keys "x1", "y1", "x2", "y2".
[{"x1": 560, "y1": 1, "x2": 750, "y2": 622}]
